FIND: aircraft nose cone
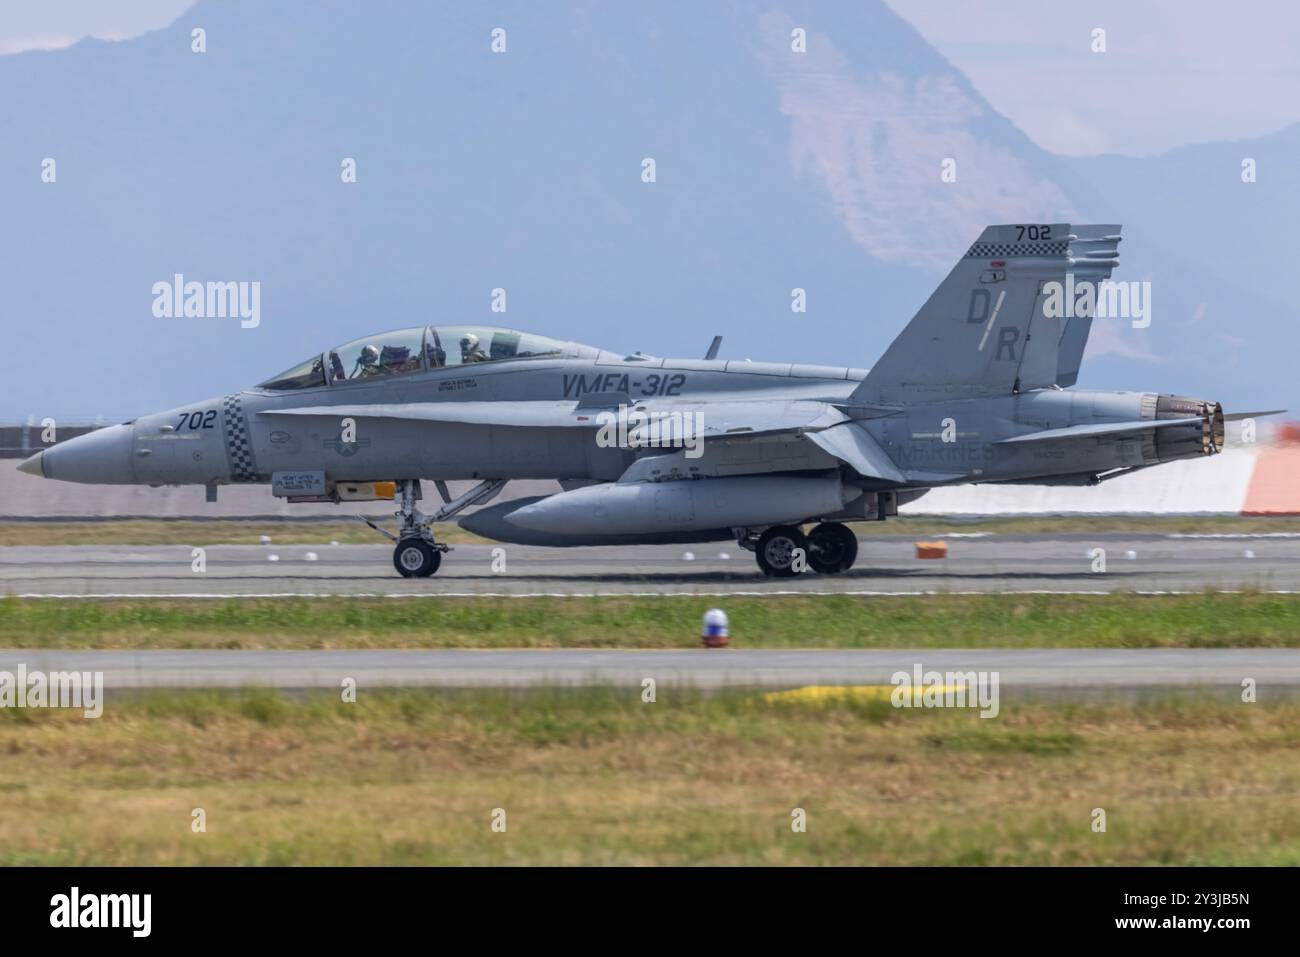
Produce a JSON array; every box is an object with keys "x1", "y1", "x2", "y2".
[
  {"x1": 40, "y1": 423, "x2": 136, "y2": 484},
  {"x1": 16, "y1": 450, "x2": 44, "y2": 477}
]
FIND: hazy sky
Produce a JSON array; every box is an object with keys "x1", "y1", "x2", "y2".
[
  {"x1": 5, "y1": 1, "x2": 1293, "y2": 157},
  {"x1": 2, "y1": 0, "x2": 1292, "y2": 421},
  {"x1": 0, "y1": 0, "x2": 195, "y2": 54},
  {"x1": 885, "y1": 0, "x2": 1300, "y2": 156}
]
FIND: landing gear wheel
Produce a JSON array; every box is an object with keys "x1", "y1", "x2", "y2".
[
  {"x1": 807, "y1": 522, "x2": 858, "y2": 574},
  {"x1": 393, "y1": 538, "x2": 441, "y2": 578},
  {"x1": 756, "y1": 525, "x2": 809, "y2": 578}
]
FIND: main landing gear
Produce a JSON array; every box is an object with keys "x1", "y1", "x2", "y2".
[
  {"x1": 360, "y1": 478, "x2": 506, "y2": 578},
  {"x1": 744, "y1": 521, "x2": 859, "y2": 577}
]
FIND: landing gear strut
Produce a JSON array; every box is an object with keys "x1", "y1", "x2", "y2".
[{"x1": 361, "y1": 478, "x2": 507, "y2": 578}]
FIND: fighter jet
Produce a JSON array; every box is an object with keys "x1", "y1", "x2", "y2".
[{"x1": 19, "y1": 224, "x2": 1255, "y2": 577}]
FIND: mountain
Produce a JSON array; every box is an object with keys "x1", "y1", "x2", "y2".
[
  {"x1": 0, "y1": 0, "x2": 1291, "y2": 423},
  {"x1": 1065, "y1": 122, "x2": 1300, "y2": 373}
]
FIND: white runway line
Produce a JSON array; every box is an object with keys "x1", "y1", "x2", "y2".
[
  {"x1": 1167, "y1": 532, "x2": 1300, "y2": 539},
  {"x1": 13, "y1": 589, "x2": 1300, "y2": 599}
]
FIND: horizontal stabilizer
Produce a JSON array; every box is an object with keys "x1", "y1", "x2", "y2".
[
  {"x1": 804, "y1": 422, "x2": 905, "y2": 484},
  {"x1": 1223, "y1": 409, "x2": 1287, "y2": 421},
  {"x1": 996, "y1": 417, "x2": 1201, "y2": 445}
]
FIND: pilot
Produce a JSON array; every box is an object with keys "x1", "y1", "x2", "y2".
[
  {"x1": 353, "y1": 344, "x2": 383, "y2": 378},
  {"x1": 460, "y1": 333, "x2": 490, "y2": 363}
]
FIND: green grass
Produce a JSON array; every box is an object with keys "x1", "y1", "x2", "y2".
[
  {"x1": 1, "y1": 688, "x2": 1297, "y2": 865},
  {"x1": 4, "y1": 592, "x2": 1300, "y2": 650}
]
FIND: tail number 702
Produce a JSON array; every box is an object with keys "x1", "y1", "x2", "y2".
[
  {"x1": 177, "y1": 410, "x2": 217, "y2": 430},
  {"x1": 1015, "y1": 225, "x2": 1052, "y2": 241}
]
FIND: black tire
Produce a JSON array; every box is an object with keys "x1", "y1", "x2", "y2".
[
  {"x1": 393, "y1": 538, "x2": 441, "y2": 578},
  {"x1": 807, "y1": 522, "x2": 859, "y2": 574},
  {"x1": 756, "y1": 525, "x2": 809, "y2": 578}
]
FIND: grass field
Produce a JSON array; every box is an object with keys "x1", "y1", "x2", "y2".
[
  {"x1": 3, "y1": 514, "x2": 1300, "y2": 546},
  {"x1": 4, "y1": 591, "x2": 1300, "y2": 650},
  {"x1": 0, "y1": 688, "x2": 1295, "y2": 865}
]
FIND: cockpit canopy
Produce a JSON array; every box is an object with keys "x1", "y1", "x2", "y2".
[{"x1": 258, "y1": 326, "x2": 567, "y2": 391}]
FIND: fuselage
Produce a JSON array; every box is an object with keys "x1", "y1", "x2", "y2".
[
  {"x1": 12, "y1": 223, "x2": 1233, "y2": 578},
  {"x1": 27, "y1": 343, "x2": 869, "y2": 487},
  {"x1": 25, "y1": 338, "x2": 1214, "y2": 493}
]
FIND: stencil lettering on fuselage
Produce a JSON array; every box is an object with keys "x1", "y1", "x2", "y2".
[{"x1": 562, "y1": 373, "x2": 687, "y2": 399}]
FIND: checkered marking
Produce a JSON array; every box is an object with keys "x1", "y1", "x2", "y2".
[
  {"x1": 221, "y1": 394, "x2": 259, "y2": 482},
  {"x1": 966, "y1": 241, "x2": 1068, "y2": 259}
]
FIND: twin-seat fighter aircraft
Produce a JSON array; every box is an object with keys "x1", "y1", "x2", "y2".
[{"x1": 20, "y1": 224, "x2": 1244, "y2": 577}]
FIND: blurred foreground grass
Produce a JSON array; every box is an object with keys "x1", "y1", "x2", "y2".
[{"x1": 0, "y1": 688, "x2": 1295, "y2": 865}]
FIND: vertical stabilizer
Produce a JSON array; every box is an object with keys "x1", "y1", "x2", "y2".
[{"x1": 852, "y1": 224, "x2": 1122, "y2": 403}]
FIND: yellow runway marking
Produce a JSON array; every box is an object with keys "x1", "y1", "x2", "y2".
[{"x1": 764, "y1": 684, "x2": 969, "y2": 705}]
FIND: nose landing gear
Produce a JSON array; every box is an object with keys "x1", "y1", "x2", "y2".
[
  {"x1": 393, "y1": 537, "x2": 442, "y2": 577},
  {"x1": 360, "y1": 478, "x2": 506, "y2": 578}
]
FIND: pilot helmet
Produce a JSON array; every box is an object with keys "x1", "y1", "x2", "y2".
[
  {"x1": 460, "y1": 333, "x2": 480, "y2": 353},
  {"x1": 359, "y1": 344, "x2": 380, "y2": 366}
]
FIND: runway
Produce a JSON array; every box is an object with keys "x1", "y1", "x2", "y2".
[
  {"x1": 0, "y1": 648, "x2": 1295, "y2": 689},
  {"x1": 3, "y1": 532, "x2": 1300, "y2": 596}
]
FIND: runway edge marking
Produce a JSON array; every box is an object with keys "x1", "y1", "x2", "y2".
[{"x1": 12, "y1": 589, "x2": 1300, "y2": 599}]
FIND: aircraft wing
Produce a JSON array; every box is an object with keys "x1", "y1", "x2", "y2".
[
  {"x1": 628, "y1": 400, "x2": 849, "y2": 441},
  {"x1": 259, "y1": 399, "x2": 849, "y2": 436},
  {"x1": 264, "y1": 400, "x2": 934, "y2": 485},
  {"x1": 261, "y1": 401, "x2": 601, "y2": 428}
]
